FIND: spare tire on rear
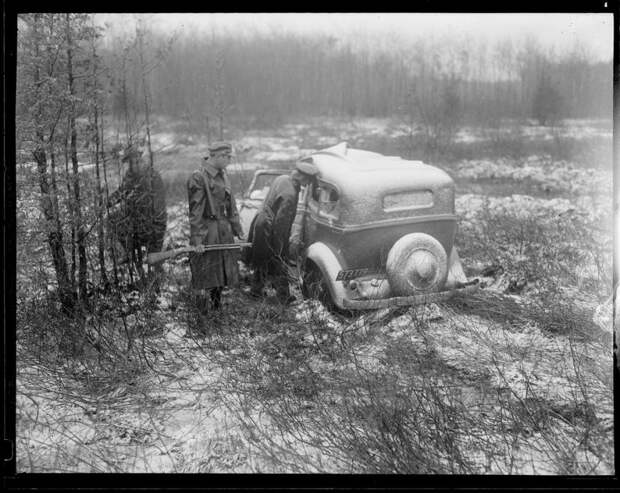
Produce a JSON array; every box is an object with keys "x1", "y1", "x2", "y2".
[{"x1": 386, "y1": 233, "x2": 448, "y2": 296}]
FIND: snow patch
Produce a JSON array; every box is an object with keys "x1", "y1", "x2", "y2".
[{"x1": 454, "y1": 157, "x2": 611, "y2": 194}]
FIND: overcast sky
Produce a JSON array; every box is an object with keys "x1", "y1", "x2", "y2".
[{"x1": 98, "y1": 13, "x2": 613, "y2": 61}]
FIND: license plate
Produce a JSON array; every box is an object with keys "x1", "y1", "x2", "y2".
[{"x1": 336, "y1": 267, "x2": 383, "y2": 281}]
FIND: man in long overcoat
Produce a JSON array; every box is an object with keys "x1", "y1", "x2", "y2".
[
  {"x1": 108, "y1": 144, "x2": 167, "y2": 288},
  {"x1": 247, "y1": 161, "x2": 318, "y2": 303},
  {"x1": 187, "y1": 142, "x2": 244, "y2": 326}
]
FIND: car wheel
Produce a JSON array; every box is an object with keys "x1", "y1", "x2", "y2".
[{"x1": 386, "y1": 233, "x2": 448, "y2": 296}]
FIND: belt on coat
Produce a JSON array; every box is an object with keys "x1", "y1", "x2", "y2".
[{"x1": 207, "y1": 204, "x2": 231, "y2": 220}]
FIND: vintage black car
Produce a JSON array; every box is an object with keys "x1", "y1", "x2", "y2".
[
  {"x1": 294, "y1": 143, "x2": 478, "y2": 309},
  {"x1": 240, "y1": 143, "x2": 478, "y2": 310}
]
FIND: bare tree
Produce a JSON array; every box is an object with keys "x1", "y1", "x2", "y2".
[
  {"x1": 65, "y1": 13, "x2": 88, "y2": 306},
  {"x1": 214, "y1": 47, "x2": 226, "y2": 141},
  {"x1": 22, "y1": 14, "x2": 76, "y2": 313},
  {"x1": 135, "y1": 17, "x2": 154, "y2": 168},
  {"x1": 88, "y1": 19, "x2": 109, "y2": 288}
]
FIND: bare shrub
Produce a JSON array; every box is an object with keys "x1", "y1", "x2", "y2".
[
  {"x1": 205, "y1": 186, "x2": 613, "y2": 474},
  {"x1": 456, "y1": 198, "x2": 611, "y2": 301},
  {"x1": 212, "y1": 292, "x2": 612, "y2": 474}
]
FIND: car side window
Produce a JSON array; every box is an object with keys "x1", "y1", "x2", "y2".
[
  {"x1": 317, "y1": 182, "x2": 339, "y2": 219},
  {"x1": 311, "y1": 182, "x2": 321, "y2": 203},
  {"x1": 320, "y1": 187, "x2": 339, "y2": 204}
]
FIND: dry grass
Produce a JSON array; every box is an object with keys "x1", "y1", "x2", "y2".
[
  {"x1": 15, "y1": 117, "x2": 614, "y2": 474},
  {"x1": 209, "y1": 289, "x2": 613, "y2": 474}
]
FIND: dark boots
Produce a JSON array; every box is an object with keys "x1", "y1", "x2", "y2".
[{"x1": 186, "y1": 289, "x2": 222, "y2": 338}]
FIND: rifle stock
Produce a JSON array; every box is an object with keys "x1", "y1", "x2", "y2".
[{"x1": 147, "y1": 242, "x2": 252, "y2": 265}]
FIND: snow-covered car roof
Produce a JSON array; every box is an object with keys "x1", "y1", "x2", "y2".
[{"x1": 305, "y1": 142, "x2": 454, "y2": 198}]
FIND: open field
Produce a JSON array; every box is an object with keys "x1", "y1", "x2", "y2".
[{"x1": 15, "y1": 116, "x2": 614, "y2": 474}]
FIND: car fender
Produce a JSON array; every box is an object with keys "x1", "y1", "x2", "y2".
[
  {"x1": 445, "y1": 246, "x2": 467, "y2": 288},
  {"x1": 305, "y1": 242, "x2": 348, "y2": 310}
]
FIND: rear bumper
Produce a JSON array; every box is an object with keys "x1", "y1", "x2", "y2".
[{"x1": 341, "y1": 280, "x2": 479, "y2": 310}]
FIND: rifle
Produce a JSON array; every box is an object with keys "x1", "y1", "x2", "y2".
[
  {"x1": 147, "y1": 242, "x2": 252, "y2": 265},
  {"x1": 289, "y1": 185, "x2": 310, "y2": 259}
]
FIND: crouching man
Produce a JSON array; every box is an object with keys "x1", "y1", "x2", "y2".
[
  {"x1": 247, "y1": 161, "x2": 318, "y2": 304},
  {"x1": 187, "y1": 142, "x2": 245, "y2": 334}
]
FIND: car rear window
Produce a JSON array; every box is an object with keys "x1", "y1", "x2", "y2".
[{"x1": 383, "y1": 190, "x2": 433, "y2": 212}]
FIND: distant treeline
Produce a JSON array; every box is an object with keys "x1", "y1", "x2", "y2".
[{"x1": 101, "y1": 29, "x2": 612, "y2": 127}]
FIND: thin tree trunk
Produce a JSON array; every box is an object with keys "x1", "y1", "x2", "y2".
[
  {"x1": 100, "y1": 107, "x2": 120, "y2": 287},
  {"x1": 121, "y1": 53, "x2": 131, "y2": 143},
  {"x1": 216, "y1": 50, "x2": 225, "y2": 140},
  {"x1": 66, "y1": 13, "x2": 88, "y2": 306},
  {"x1": 90, "y1": 26, "x2": 108, "y2": 288},
  {"x1": 31, "y1": 14, "x2": 76, "y2": 313},
  {"x1": 136, "y1": 19, "x2": 156, "y2": 284},
  {"x1": 63, "y1": 121, "x2": 76, "y2": 288},
  {"x1": 93, "y1": 90, "x2": 108, "y2": 288},
  {"x1": 34, "y1": 149, "x2": 76, "y2": 313},
  {"x1": 136, "y1": 21, "x2": 154, "y2": 169},
  {"x1": 202, "y1": 55, "x2": 212, "y2": 143},
  {"x1": 45, "y1": 18, "x2": 64, "y2": 241},
  {"x1": 49, "y1": 149, "x2": 63, "y2": 239}
]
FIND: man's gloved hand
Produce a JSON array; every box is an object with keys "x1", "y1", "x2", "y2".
[{"x1": 237, "y1": 234, "x2": 247, "y2": 242}]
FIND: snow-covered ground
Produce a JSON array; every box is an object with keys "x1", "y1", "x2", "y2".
[
  {"x1": 16, "y1": 322, "x2": 263, "y2": 472},
  {"x1": 456, "y1": 193, "x2": 611, "y2": 227},
  {"x1": 453, "y1": 156, "x2": 612, "y2": 195},
  {"x1": 16, "y1": 116, "x2": 614, "y2": 474},
  {"x1": 16, "y1": 191, "x2": 614, "y2": 473}
]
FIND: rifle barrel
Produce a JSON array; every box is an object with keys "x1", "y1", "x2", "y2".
[{"x1": 146, "y1": 242, "x2": 252, "y2": 265}]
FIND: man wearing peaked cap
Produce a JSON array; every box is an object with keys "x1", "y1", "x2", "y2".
[
  {"x1": 186, "y1": 140, "x2": 245, "y2": 334},
  {"x1": 108, "y1": 143, "x2": 167, "y2": 290},
  {"x1": 246, "y1": 159, "x2": 318, "y2": 304}
]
